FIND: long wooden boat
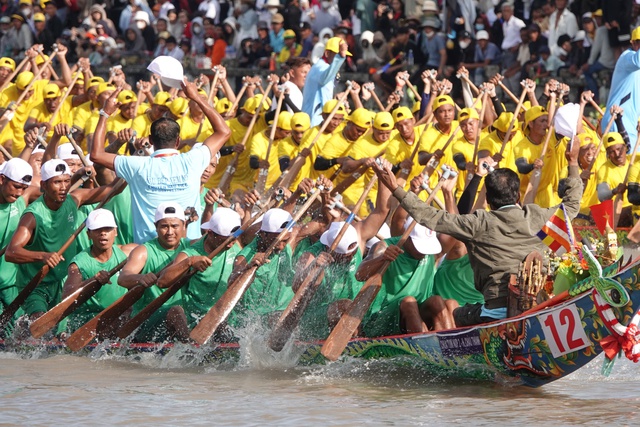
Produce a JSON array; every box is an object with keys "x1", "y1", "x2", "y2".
[{"x1": 2, "y1": 251, "x2": 639, "y2": 388}]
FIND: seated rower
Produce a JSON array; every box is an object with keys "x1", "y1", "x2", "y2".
[
  {"x1": 62, "y1": 209, "x2": 137, "y2": 334},
  {"x1": 596, "y1": 131, "x2": 634, "y2": 227},
  {"x1": 372, "y1": 138, "x2": 583, "y2": 328},
  {"x1": 117, "y1": 202, "x2": 191, "y2": 342}
]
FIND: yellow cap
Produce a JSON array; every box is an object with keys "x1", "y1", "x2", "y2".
[
  {"x1": 322, "y1": 99, "x2": 346, "y2": 115},
  {"x1": 18, "y1": 0, "x2": 31, "y2": 5},
  {"x1": 197, "y1": 88, "x2": 207, "y2": 97},
  {"x1": 117, "y1": 89, "x2": 137, "y2": 104},
  {"x1": 35, "y1": 54, "x2": 49, "y2": 66},
  {"x1": 524, "y1": 105, "x2": 547, "y2": 126},
  {"x1": 593, "y1": 9, "x2": 603, "y2": 16},
  {"x1": 392, "y1": 106, "x2": 413, "y2": 123},
  {"x1": 242, "y1": 97, "x2": 256, "y2": 114},
  {"x1": 0, "y1": 57, "x2": 15, "y2": 71},
  {"x1": 325, "y1": 37, "x2": 352, "y2": 56},
  {"x1": 283, "y1": 29, "x2": 296, "y2": 39},
  {"x1": 603, "y1": 132, "x2": 624, "y2": 149},
  {"x1": 15, "y1": 71, "x2": 34, "y2": 90},
  {"x1": 72, "y1": 71, "x2": 84, "y2": 82},
  {"x1": 494, "y1": 112, "x2": 517, "y2": 133},
  {"x1": 33, "y1": 12, "x2": 45, "y2": 22},
  {"x1": 43, "y1": 83, "x2": 60, "y2": 99},
  {"x1": 522, "y1": 100, "x2": 531, "y2": 112},
  {"x1": 411, "y1": 101, "x2": 421, "y2": 114},
  {"x1": 215, "y1": 97, "x2": 231, "y2": 114},
  {"x1": 373, "y1": 111, "x2": 394, "y2": 131},
  {"x1": 169, "y1": 97, "x2": 189, "y2": 117},
  {"x1": 348, "y1": 108, "x2": 372, "y2": 129},
  {"x1": 458, "y1": 107, "x2": 479, "y2": 122},
  {"x1": 97, "y1": 82, "x2": 115, "y2": 96},
  {"x1": 87, "y1": 76, "x2": 104, "y2": 89},
  {"x1": 276, "y1": 111, "x2": 293, "y2": 130},
  {"x1": 578, "y1": 133, "x2": 595, "y2": 147},
  {"x1": 252, "y1": 94, "x2": 271, "y2": 112},
  {"x1": 432, "y1": 95, "x2": 455, "y2": 112},
  {"x1": 154, "y1": 91, "x2": 172, "y2": 106},
  {"x1": 632, "y1": 26, "x2": 640, "y2": 42},
  {"x1": 291, "y1": 112, "x2": 310, "y2": 131}
]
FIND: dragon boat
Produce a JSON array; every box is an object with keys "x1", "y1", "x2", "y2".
[{"x1": 2, "y1": 229, "x2": 639, "y2": 388}]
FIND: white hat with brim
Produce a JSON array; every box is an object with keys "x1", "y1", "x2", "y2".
[
  {"x1": 86, "y1": 208, "x2": 118, "y2": 230},
  {"x1": 202, "y1": 207, "x2": 241, "y2": 236},
  {"x1": 260, "y1": 208, "x2": 293, "y2": 233},
  {"x1": 1, "y1": 158, "x2": 33, "y2": 185},
  {"x1": 147, "y1": 55, "x2": 184, "y2": 89},
  {"x1": 57, "y1": 143, "x2": 80, "y2": 160},
  {"x1": 365, "y1": 222, "x2": 391, "y2": 249},
  {"x1": 404, "y1": 217, "x2": 441, "y2": 255},
  {"x1": 41, "y1": 159, "x2": 71, "y2": 182},
  {"x1": 155, "y1": 201, "x2": 185, "y2": 222},
  {"x1": 320, "y1": 221, "x2": 359, "y2": 255},
  {"x1": 32, "y1": 143, "x2": 45, "y2": 154}
]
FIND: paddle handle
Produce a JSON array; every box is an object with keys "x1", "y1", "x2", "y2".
[
  {"x1": 498, "y1": 87, "x2": 528, "y2": 157},
  {"x1": 67, "y1": 132, "x2": 100, "y2": 187},
  {"x1": 255, "y1": 89, "x2": 286, "y2": 194},
  {"x1": 329, "y1": 176, "x2": 377, "y2": 252},
  {"x1": 207, "y1": 67, "x2": 221, "y2": 105},
  {"x1": 49, "y1": 69, "x2": 83, "y2": 126},
  {"x1": 224, "y1": 82, "x2": 249, "y2": 119}
]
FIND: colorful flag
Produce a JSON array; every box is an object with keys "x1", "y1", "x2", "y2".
[
  {"x1": 590, "y1": 199, "x2": 614, "y2": 235},
  {"x1": 537, "y1": 204, "x2": 574, "y2": 255}
]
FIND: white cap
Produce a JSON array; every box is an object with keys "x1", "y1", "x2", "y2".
[
  {"x1": 260, "y1": 208, "x2": 293, "y2": 233},
  {"x1": 1, "y1": 158, "x2": 33, "y2": 185},
  {"x1": 476, "y1": 30, "x2": 489, "y2": 40},
  {"x1": 202, "y1": 207, "x2": 241, "y2": 236},
  {"x1": 320, "y1": 221, "x2": 359, "y2": 254},
  {"x1": 365, "y1": 223, "x2": 391, "y2": 249},
  {"x1": 154, "y1": 201, "x2": 185, "y2": 222},
  {"x1": 32, "y1": 143, "x2": 45, "y2": 154},
  {"x1": 573, "y1": 30, "x2": 586, "y2": 42},
  {"x1": 57, "y1": 143, "x2": 81, "y2": 160},
  {"x1": 41, "y1": 159, "x2": 71, "y2": 182},
  {"x1": 134, "y1": 10, "x2": 150, "y2": 24},
  {"x1": 86, "y1": 208, "x2": 118, "y2": 230},
  {"x1": 404, "y1": 217, "x2": 441, "y2": 255}
]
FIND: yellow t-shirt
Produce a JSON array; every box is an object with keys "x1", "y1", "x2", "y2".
[
  {"x1": 249, "y1": 130, "x2": 285, "y2": 190},
  {"x1": 318, "y1": 129, "x2": 358, "y2": 180},
  {"x1": 277, "y1": 44, "x2": 303, "y2": 64},
  {"x1": 298, "y1": 122, "x2": 345, "y2": 184},
  {"x1": 228, "y1": 117, "x2": 263, "y2": 194},
  {"x1": 179, "y1": 113, "x2": 213, "y2": 153},
  {"x1": 131, "y1": 113, "x2": 153, "y2": 138},
  {"x1": 28, "y1": 102, "x2": 62, "y2": 140},
  {"x1": 277, "y1": 135, "x2": 304, "y2": 191},
  {"x1": 597, "y1": 158, "x2": 631, "y2": 208},
  {"x1": 72, "y1": 100, "x2": 94, "y2": 130},
  {"x1": 105, "y1": 112, "x2": 133, "y2": 155},
  {"x1": 0, "y1": 85, "x2": 39, "y2": 155},
  {"x1": 478, "y1": 130, "x2": 518, "y2": 173}
]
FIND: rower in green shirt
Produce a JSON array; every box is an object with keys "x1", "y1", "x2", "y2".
[
  {"x1": 62, "y1": 208, "x2": 137, "y2": 333},
  {"x1": 6, "y1": 159, "x2": 124, "y2": 320},
  {"x1": 117, "y1": 202, "x2": 191, "y2": 342},
  {"x1": 0, "y1": 158, "x2": 40, "y2": 329},
  {"x1": 157, "y1": 207, "x2": 242, "y2": 332}
]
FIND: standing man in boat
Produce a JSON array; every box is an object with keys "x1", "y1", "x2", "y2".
[
  {"x1": 90, "y1": 80, "x2": 231, "y2": 244},
  {"x1": 372, "y1": 138, "x2": 583, "y2": 328}
]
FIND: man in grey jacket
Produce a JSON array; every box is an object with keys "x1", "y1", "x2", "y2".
[{"x1": 372, "y1": 137, "x2": 583, "y2": 328}]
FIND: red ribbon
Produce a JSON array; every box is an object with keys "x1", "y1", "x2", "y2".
[{"x1": 601, "y1": 324, "x2": 640, "y2": 362}]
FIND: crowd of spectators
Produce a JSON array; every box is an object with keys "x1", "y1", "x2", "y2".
[{"x1": 0, "y1": 0, "x2": 638, "y2": 101}]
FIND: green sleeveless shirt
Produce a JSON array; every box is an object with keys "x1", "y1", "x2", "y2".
[
  {"x1": 16, "y1": 195, "x2": 78, "y2": 290},
  {"x1": 75, "y1": 203, "x2": 97, "y2": 252},
  {"x1": 181, "y1": 237, "x2": 241, "y2": 326},
  {"x1": 132, "y1": 237, "x2": 189, "y2": 314},
  {"x1": 433, "y1": 254, "x2": 484, "y2": 306},
  {"x1": 103, "y1": 186, "x2": 134, "y2": 245},
  {"x1": 0, "y1": 196, "x2": 26, "y2": 291}
]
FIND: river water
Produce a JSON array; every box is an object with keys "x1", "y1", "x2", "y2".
[{"x1": 1, "y1": 331, "x2": 639, "y2": 427}]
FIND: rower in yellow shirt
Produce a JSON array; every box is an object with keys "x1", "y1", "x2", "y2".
[
  {"x1": 298, "y1": 99, "x2": 346, "y2": 182},
  {"x1": 596, "y1": 132, "x2": 633, "y2": 226},
  {"x1": 0, "y1": 71, "x2": 40, "y2": 156},
  {"x1": 106, "y1": 89, "x2": 139, "y2": 155},
  {"x1": 84, "y1": 82, "x2": 116, "y2": 151},
  {"x1": 131, "y1": 91, "x2": 172, "y2": 138},
  {"x1": 314, "y1": 107, "x2": 371, "y2": 183},
  {"x1": 451, "y1": 107, "x2": 488, "y2": 196},
  {"x1": 178, "y1": 90, "x2": 214, "y2": 154},
  {"x1": 338, "y1": 111, "x2": 393, "y2": 215},
  {"x1": 477, "y1": 111, "x2": 519, "y2": 173},
  {"x1": 71, "y1": 76, "x2": 104, "y2": 151},
  {"x1": 25, "y1": 83, "x2": 67, "y2": 141},
  {"x1": 278, "y1": 112, "x2": 311, "y2": 191},
  {"x1": 385, "y1": 106, "x2": 426, "y2": 189},
  {"x1": 249, "y1": 110, "x2": 293, "y2": 190},
  {"x1": 513, "y1": 106, "x2": 548, "y2": 198}
]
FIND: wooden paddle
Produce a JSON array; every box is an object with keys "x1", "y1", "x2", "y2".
[
  {"x1": 29, "y1": 259, "x2": 126, "y2": 338},
  {"x1": 497, "y1": 82, "x2": 529, "y2": 159},
  {"x1": 330, "y1": 148, "x2": 387, "y2": 197},
  {"x1": 369, "y1": 88, "x2": 385, "y2": 111},
  {"x1": 66, "y1": 131, "x2": 100, "y2": 187},
  {"x1": 321, "y1": 168, "x2": 454, "y2": 361},
  {"x1": 522, "y1": 91, "x2": 559, "y2": 205},
  {"x1": 268, "y1": 176, "x2": 378, "y2": 351},
  {"x1": 207, "y1": 66, "x2": 221, "y2": 106},
  {"x1": 613, "y1": 122, "x2": 640, "y2": 228},
  {"x1": 275, "y1": 84, "x2": 352, "y2": 191},
  {"x1": 224, "y1": 80, "x2": 249, "y2": 119},
  {"x1": 218, "y1": 81, "x2": 275, "y2": 194},
  {"x1": 255, "y1": 89, "x2": 286, "y2": 194},
  {"x1": 0, "y1": 178, "x2": 125, "y2": 329},
  {"x1": 190, "y1": 186, "x2": 324, "y2": 345},
  {"x1": 48, "y1": 68, "x2": 84, "y2": 127},
  {"x1": 466, "y1": 91, "x2": 489, "y2": 187},
  {"x1": 114, "y1": 199, "x2": 277, "y2": 340}
]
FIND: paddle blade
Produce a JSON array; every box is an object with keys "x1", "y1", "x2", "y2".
[
  {"x1": 96, "y1": 285, "x2": 146, "y2": 340},
  {"x1": 321, "y1": 273, "x2": 383, "y2": 361},
  {"x1": 0, "y1": 266, "x2": 48, "y2": 329},
  {"x1": 190, "y1": 266, "x2": 257, "y2": 345},
  {"x1": 30, "y1": 279, "x2": 102, "y2": 338},
  {"x1": 268, "y1": 268, "x2": 325, "y2": 352}
]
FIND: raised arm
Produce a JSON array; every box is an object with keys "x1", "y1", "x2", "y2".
[
  {"x1": 182, "y1": 79, "x2": 231, "y2": 155},
  {"x1": 90, "y1": 87, "x2": 122, "y2": 170}
]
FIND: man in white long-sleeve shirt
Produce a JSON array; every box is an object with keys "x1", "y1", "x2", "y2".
[
  {"x1": 547, "y1": 0, "x2": 578, "y2": 57},
  {"x1": 301, "y1": 37, "x2": 348, "y2": 126}
]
